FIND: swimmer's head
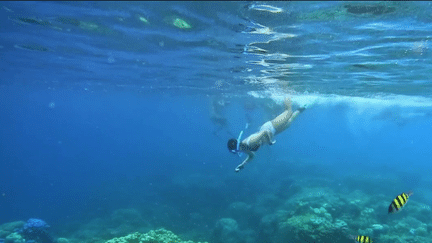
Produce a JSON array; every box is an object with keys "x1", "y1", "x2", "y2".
[{"x1": 227, "y1": 138, "x2": 238, "y2": 153}]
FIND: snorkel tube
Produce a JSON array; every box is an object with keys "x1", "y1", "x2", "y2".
[
  {"x1": 228, "y1": 123, "x2": 249, "y2": 156},
  {"x1": 235, "y1": 123, "x2": 249, "y2": 157}
]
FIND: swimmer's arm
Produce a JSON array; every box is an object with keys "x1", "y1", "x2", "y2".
[
  {"x1": 264, "y1": 130, "x2": 276, "y2": 145},
  {"x1": 235, "y1": 151, "x2": 254, "y2": 172}
]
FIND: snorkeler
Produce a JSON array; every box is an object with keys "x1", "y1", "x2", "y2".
[{"x1": 227, "y1": 97, "x2": 306, "y2": 172}]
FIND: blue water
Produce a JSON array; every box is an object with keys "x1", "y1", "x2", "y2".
[{"x1": 1, "y1": 1, "x2": 432, "y2": 242}]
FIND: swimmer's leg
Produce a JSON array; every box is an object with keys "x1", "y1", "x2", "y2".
[
  {"x1": 288, "y1": 107, "x2": 305, "y2": 123},
  {"x1": 284, "y1": 97, "x2": 293, "y2": 114},
  {"x1": 271, "y1": 110, "x2": 292, "y2": 134},
  {"x1": 272, "y1": 102, "x2": 306, "y2": 133},
  {"x1": 270, "y1": 97, "x2": 294, "y2": 133}
]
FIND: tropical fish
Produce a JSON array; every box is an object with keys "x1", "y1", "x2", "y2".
[
  {"x1": 388, "y1": 191, "x2": 413, "y2": 214},
  {"x1": 356, "y1": 235, "x2": 373, "y2": 243}
]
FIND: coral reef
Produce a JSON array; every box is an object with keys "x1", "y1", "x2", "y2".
[
  {"x1": 4, "y1": 232, "x2": 24, "y2": 243},
  {"x1": 278, "y1": 206, "x2": 349, "y2": 242},
  {"x1": 2, "y1": 177, "x2": 431, "y2": 243},
  {"x1": 75, "y1": 180, "x2": 432, "y2": 243},
  {"x1": 18, "y1": 218, "x2": 54, "y2": 243},
  {"x1": 56, "y1": 238, "x2": 70, "y2": 243},
  {"x1": 69, "y1": 208, "x2": 152, "y2": 242},
  {"x1": 274, "y1": 184, "x2": 432, "y2": 243},
  {"x1": 104, "y1": 228, "x2": 207, "y2": 243},
  {"x1": 0, "y1": 222, "x2": 25, "y2": 239},
  {"x1": 212, "y1": 174, "x2": 432, "y2": 243},
  {"x1": 211, "y1": 218, "x2": 255, "y2": 243}
]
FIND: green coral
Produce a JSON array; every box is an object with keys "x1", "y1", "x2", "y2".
[
  {"x1": 274, "y1": 178, "x2": 432, "y2": 242},
  {"x1": 5, "y1": 232, "x2": 25, "y2": 243},
  {"x1": 282, "y1": 212, "x2": 333, "y2": 237},
  {"x1": 104, "y1": 229, "x2": 207, "y2": 243},
  {"x1": 105, "y1": 232, "x2": 140, "y2": 243},
  {"x1": 0, "y1": 221, "x2": 25, "y2": 238},
  {"x1": 279, "y1": 205, "x2": 348, "y2": 242},
  {"x1": 378, "y1": 234, "x2": 432, "y2": 243},
  {"x1": 56, "y1": 238, "x2": 70, "y2": 243}
]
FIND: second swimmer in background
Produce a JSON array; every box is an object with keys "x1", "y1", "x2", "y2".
[{"x1": 227, "y1": 97, "x2": 306, "y2": 172}]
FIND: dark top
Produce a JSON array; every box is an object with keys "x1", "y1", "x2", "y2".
[{"x1": 240, "y1": 142, "x2": 260, "y2": 152}]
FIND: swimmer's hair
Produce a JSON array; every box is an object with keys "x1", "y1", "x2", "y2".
[{"x1": 227, "y1": 138, "x2": 237, "y2": 153}]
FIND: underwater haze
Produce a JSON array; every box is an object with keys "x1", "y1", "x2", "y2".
[{"x1": 1, "y1": 1, "x2": 432, "y2": 243}]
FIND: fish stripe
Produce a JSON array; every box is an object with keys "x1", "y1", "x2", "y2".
[
  {"x1": 391, "y1": 201, "x2": 398, "y2": 211},
  {"x1": 357, "y1": 235, "x2": 371, "y2": 243},
  {"x1": 393, "y1": 198, "x2": 401, "y2": 209},
  {"x1": 400, "y1": 194, "x2": 407, "y2": 203},
  {"x1": 397, "y1": 195, "x2": 405, "y2": 206},
  {"x1": 389, "y1": 192, "x2": 412, "y2": 214},
  {"x1": 392, "y1": 200, "x2": 398, "y2": 209},
  {"x1": 395, "y1": 196, "x2": 403, "y2": 208},
  {"x1": 399, "y1": 194, "x2": 405, "y2": 203}
]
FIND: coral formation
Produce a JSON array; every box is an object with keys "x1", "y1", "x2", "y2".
[
  {"x1": 279, "y1": 205, "x2": 348, "y2": 242},
  {"x1": 69, "y1": 208, "x2": 152, "y2": 242},
  {"x1": 0, "y1": 222, "x2": 25, "y2": 239},
  {"x1": 212, "y1": 218, "x2": 242, "y2": 243},
  {"x1": 5, "y1": 232, "x2": 24, "y2": 243},
  {"x1": 2, "y1": 178, "x2": 431, "y2": 243},
  {"x1": 18, "y1": 218, "x2": 54, "y2": 243},
  {"x1": 104, "y1": 228, "x2": 207, "y2": 243},
  {"x1": 273, "y1": 183, "x2": 432, "y2": 243},
  {"x1": 56, "y1": 238, "x2": 70, "y2": 243}
]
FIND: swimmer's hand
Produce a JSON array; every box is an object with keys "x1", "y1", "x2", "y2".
[{"x1": 235, "y1": 164, "x2": 244, "y2": 172}]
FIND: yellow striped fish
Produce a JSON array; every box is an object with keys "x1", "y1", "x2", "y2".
[
  {"x1": 388, "y1": 191, "x2": 413, "y2": 214},
  {"x1": 356, "y1": 235, "x2": 372, "y2": 243}
]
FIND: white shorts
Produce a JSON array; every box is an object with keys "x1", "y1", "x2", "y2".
[{"x1": 259, "y1": 121, "x2": 276, "y2": 137}]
